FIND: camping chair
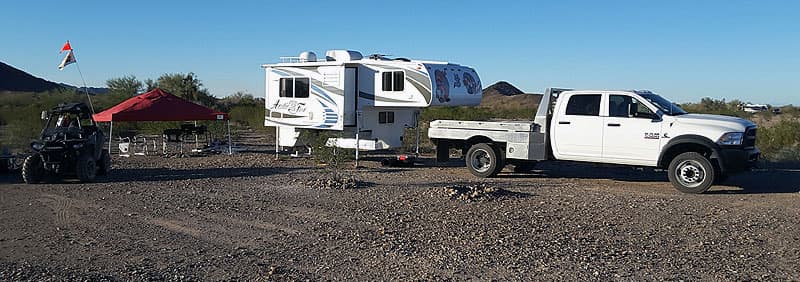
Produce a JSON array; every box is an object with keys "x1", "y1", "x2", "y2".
[{"x1": 118, "y1": 137, "x2": 131, "y2": 157}]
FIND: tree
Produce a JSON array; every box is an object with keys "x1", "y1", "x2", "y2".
[
  {"x1": 144, "y1": 78, "x2": 158, "y2": 91},
  {"x1": 156, "y1": 72, "x2": 216, "y2": 106},
  {"x1": 218, "y1": 91, "x2": 261, "y2": 111},
  {"x1": 106, "y1": 75, "x2": 143, "y2": 97}
]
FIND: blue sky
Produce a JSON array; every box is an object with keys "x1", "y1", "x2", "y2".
[{"x1": 1, "y1": 0, "x2": 798, "y2": 105}]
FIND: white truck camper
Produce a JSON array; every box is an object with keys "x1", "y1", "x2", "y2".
[
  {"x1": 429, "y1": 88, "x2": 761, "y2": 194},
  {"x1": 262, "y1": 50, "x2": 482, "y2": 152}
]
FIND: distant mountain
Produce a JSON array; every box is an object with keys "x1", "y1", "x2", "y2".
[
  {"x1": 0, "y1": 61, "x2": 108, "y2": 94},
  {"x1": 0, "y1": 61, "x2": 64, "y2": 92},
  {"x1": 483, "y1": 81, "x2": 524, "y2": 96},
  {"x1": 480, "y1": 81, "x2": 542, "y2": 110},
  {"x1": 59, "y1": 83, "x2": 110, "y2": 95}
]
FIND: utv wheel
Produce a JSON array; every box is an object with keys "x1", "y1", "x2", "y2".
[
  {"x1": 465, "y1": 143, "x2": 503, "y2": 178},
  {"x1": 97, "y1": 150, "x2": 111, "y2": 176},
  {"x1": 22, "y1": 155, "x2": 45, "y2": 184},
  {"x1": 668, "y1": 152, "x2": 715, "y2": 194},
  {"x1": 76, "y1": 154, "x2": 97, "y2": 182}
]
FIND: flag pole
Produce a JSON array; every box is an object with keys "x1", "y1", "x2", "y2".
[{"x1": 72, "y1": 53, "x2": 95, "y2": 115}]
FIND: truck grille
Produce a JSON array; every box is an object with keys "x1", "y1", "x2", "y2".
[{"x1": 744, "y1": 127, "x2": 757, "y2": 148}]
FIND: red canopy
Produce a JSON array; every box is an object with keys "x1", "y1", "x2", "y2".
[{"x1": 92, "y1": 88, "x2": 228, "y2": 122}]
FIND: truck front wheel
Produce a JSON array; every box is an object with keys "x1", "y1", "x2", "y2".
[
  {"x1": 668, "y1": 152, "x2": 715, "y2": 194},
  {"x1": 466, "y1": 143, "x2": 503, "y2": 178}
]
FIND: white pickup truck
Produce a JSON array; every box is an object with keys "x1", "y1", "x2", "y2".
[{"x1": 428, "y1": 88, "x2": 760, "y2": 193}]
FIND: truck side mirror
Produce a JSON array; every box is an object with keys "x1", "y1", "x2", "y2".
[{"x1": 41, "y1": 111, "x2": 48, "y2": 120}]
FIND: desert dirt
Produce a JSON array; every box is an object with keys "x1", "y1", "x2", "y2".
[{"x1": 1, "y1": 152, "x2": 799, "y2": 280}]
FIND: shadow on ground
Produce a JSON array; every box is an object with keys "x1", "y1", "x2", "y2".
[
  {"x1": 104, "y1": 167, "x2": 302, "y2": 183},
  {"x1": 710, "y1": 169, "x2": 800, "y2": 194},
  {"x1": 428, "y1": 158, "x2": 800, "y2": 194},
  {"x1": 0, "y1": 166, "x2": 303, "y2": 184}
]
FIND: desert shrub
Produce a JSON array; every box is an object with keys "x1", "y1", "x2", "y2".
[
  {"x1": 680, "y1": 97, "x2": 749, "y2": 118},
  {"x1": 229, "y1": 105, "x2": 265, "y2": 129},
  {"x1": 757, "y1": 119, "x2": 800, "y2": 162},
  {"x1": 297, "y1": 130, "x2": 353, "y2": 167}
]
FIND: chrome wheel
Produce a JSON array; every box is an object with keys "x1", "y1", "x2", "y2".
[
  {"x1": 676, "y1": 160, "x2": 706, "y2": 188},
  {"x1": 470, "y1": 148, "x2": 492, "y2": 173}
]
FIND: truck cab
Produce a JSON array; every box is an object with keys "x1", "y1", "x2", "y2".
[{"x1": 429, "y1": 88, "x2": 760, "y2": 194}]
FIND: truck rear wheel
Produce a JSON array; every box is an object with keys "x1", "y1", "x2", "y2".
[
  {"x1": 668, "y1": 152, "x2": 714, "y2": 194},
  {"x1": 466, "y1": 143, "x2": 503, "y2": 178},
  {"x1": 22, "y1": 155, "x2": 45, "y2": 184}
]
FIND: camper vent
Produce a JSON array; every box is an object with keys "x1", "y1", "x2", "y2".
[{"x1": 325, "y1": 50, "x2": 363, "y2": 61}]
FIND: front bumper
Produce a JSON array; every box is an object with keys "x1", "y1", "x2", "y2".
[{"x1": 719, "y1": 147, "x2": 760, "y2": 173}]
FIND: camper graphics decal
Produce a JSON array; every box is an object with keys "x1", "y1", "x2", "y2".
[
  {"x1": 434, "y1": 69, "x2": 450, "y2": 103},
  {"x1": 462, "y1": 73, "x2": 479, "y2": 94},
  {"x1": 453, "y1": 73, "x2": 461, "y2": 88},
  {"x1": 273, "y1": 100, "x2": 307, "y2": 114}
]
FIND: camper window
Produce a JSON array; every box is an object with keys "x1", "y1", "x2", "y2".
[
  {"x1": 279, "y1": 78, "x2": 310, "y2": 98},
  {"x1": 379, "y1": 111, "x2": 395, "y2": 124},
  {"x1": 295, "y1": 78, "x2": 310, "y2": 98},
  {"x1": 280, "y1": 78, "x2": 294, "y2": 97},
  {"x1": 393, "y1": 72, "x2": 404, "y2": 91},
  {"x1": 381, "y1": 71, "x2": 405, "y2": 92},
  {"x1": 382, "y1": 72, "x2": 393, "y2": 91}
]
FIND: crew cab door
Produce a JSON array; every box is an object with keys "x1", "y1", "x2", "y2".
[
  {"x1": 602, "y1": 94, "x2": 662, "y2": 166},
  {"x1": 551, "y1": 93, "x2": 604, "y2": 160}
]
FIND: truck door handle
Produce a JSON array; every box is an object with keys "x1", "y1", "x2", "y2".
[
  {"x1": 607, "y1": 123, "x2": 620, "y2": 127},
  {"x1": 558, "y1": 121, "x2": 570, "y2": 125}
]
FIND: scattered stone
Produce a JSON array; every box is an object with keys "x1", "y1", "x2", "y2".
[
  {"x1": 308, "y1": 172, "x2": 362, "y2": 189},
  {"x1": 444, "y1": 183, "x2": 506, "y2": 201}
]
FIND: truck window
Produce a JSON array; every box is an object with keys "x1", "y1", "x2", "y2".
[
  {"x1": 565, "y1": 94, "x2": 601, "y2": 116},
  {"x1": 609, "y1": 95, "x2": 631, "y2": 117},
  {"x1": 609, "y1": 95, "x2": 654, "y2": 118}
]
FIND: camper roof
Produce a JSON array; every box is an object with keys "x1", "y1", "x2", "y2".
[{"x1": 261, "y1": 49, "x2": 452, "y2": 68}]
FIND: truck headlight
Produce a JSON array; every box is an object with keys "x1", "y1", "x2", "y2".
[
  {"x1": 717, "y1": 132, "x2": 744, "y2": 146},
  {"x1": 31, "y1": 141, "x2": 44, "y2": 151}
]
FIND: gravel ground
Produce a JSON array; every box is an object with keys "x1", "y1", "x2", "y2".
[{"x1": 1, "y1": 153, "x2": 799, "y2": 280}]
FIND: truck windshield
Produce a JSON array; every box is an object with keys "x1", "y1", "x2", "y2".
[{"x1": 640, "y1": 93, "x2": 687, "y2": 116}]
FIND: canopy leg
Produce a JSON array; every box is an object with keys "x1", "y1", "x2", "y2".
[
  {"x1": 108, "y1": 121, "x2": 113, "y2": 155},
  {"x1": 227, "y1": 120, "x2": 232, "y2": 155}
]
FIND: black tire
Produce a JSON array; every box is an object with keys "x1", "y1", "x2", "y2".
[
  {"x1": 513, "y1": 161, "x2": 537, "y2": 173},
  {"x1": 465, "y1": 143, "x2": 503, "y2": 178},
  {"x1": 22, "y1": 155, "x2": 45, "y2": 184},
  {"x1": 76, "y1": 153, "x2": 97, "y2": 182},
  {"x1": 668, "y1": 152, "x2": 715, "y2": 194},
  {"x1": 97, "y1": 150, "x2": 111, "y2": 176}
]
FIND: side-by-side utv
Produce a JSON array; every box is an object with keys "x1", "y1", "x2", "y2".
[{"x1": 22, "y1": 103, "x2": 110, "y2": 183}]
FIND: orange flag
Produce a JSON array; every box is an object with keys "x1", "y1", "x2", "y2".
[{"x1": 60, "y1": 41, "x2": 72, "y2": 53}]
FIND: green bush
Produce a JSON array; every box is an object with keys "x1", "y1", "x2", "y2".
[
  {"x1": 757, "y1": 119, "x2": 800, "y2": 162},
  {"x1": 229, "y1": 105, "x2": 265, "y2": 129},
  {"x1": 297, "y1": 130, "x2": 353, "y2": 167}
]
